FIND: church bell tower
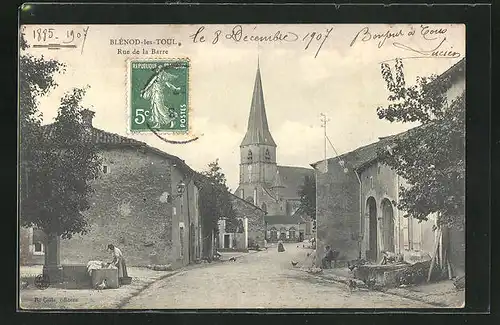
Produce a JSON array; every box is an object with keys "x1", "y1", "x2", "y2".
[{"x1": 238, "y1": 61, "x2": 278, "y2": 205}]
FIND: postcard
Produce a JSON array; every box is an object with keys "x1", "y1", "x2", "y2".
[{"x1": 18, "y1": 22, "x2": 465, "y2": 309}]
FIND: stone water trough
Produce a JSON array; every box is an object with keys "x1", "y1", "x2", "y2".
[{"x1": 353, "y1": 261, "x2": 432, "y2": 288}]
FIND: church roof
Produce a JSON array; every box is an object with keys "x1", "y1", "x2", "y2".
[
  {"x1": 271, "y1": 169, "x2": 285, "y2": 189},
  {"x1": 275, "y1": 165, "x2": 315, "y2": 199},
  {"x1": 240, "y1": 63, "x2": 277, "y2": 147}
]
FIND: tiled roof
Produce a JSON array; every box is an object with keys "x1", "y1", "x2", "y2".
[
  {"x1": 274, "y1": 165, "x2": 315, "y2": 199},
  {"x1": 311, "y1": 126, "x2": 429, "y2": 173},
  {"x1": 41, "y1": 123, "x2": 195, "y2": 175},
  {"x1": 265, "y1": 214, "x2": 305, "y2": 226},
  {"x1": 228, "y1": 192, "x2": 265, "y2": 213}
]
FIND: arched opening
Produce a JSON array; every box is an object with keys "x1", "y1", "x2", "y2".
[
  {"x1": 289, "y1": 227, "x2": 296, "y2": 241},
  {"x1": 279, "y1": 227, "x2": 287, "y2": 240},
  {"x1": 247, "y1": 150, "x2": 253, "y2": 162},
  {"x1": 381, "y1": 198, "x2": 395, "y2": 253},
  {"x1": 270, "y1": 227, "x2": 278, "y2": 242},
  {"x1": 264, "y1": 149, "x2": 271, "y2": 161},
  {"x1": 366, "y1": 196, "x2": 378, "y2": 261}
]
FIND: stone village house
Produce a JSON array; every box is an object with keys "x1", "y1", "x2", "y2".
[
  {"x1": 312, "y1": 59, "x2": 465, "y2": 275},
  {"x1": 20, "y1": 110, "x2": 205, "y2": 276},
  {"x1": 217, "y1": 193, "x2": 266, "y2": 250}
]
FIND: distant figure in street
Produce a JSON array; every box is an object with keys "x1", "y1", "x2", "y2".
[
  {"x1": 108, "y1": 244, "x2": 128, "y2": 284},
  {"x1": 321, "y1": 245, "x2": 339, "y2": 269},
  {"x1": 278, "y1": 240, "x2": 285, "y2": 252}
]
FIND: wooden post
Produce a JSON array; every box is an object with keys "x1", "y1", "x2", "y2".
[{"x1": 427, "y1": 228, "x2": 441, "y2": 282}]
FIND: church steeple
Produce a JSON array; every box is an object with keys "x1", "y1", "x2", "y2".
[{"x1": 240, "y1": 63, "x2": 276, "y2": 147}]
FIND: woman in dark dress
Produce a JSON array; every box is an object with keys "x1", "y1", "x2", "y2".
[{"x1": 277, "y1": 240, "x2": 285, "y2": 252}]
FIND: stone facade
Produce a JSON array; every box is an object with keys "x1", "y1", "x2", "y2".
[
  {"x1": 230, "y1": 194, "x2": 266, "y2": 248},
  {"x1": 359, "y1": 161, "x2": 437, "y2": 262},
  {"x1": 264, "y1": 212, "x2": 313, "y2": 243},
  {"x1": 314, "y1": 159, "x2": 361, "y2": 262},
  {"x1": 20, "y1": 112, "x2": 202, "y2": 269}
]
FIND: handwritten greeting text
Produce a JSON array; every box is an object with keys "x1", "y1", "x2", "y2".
[{"x1": 350, "y1": 25, "x2": 460, "y2": 61}]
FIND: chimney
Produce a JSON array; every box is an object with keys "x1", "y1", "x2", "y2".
[{"x1": 81, "y1": 109, "x2": 95, "y2": 128}]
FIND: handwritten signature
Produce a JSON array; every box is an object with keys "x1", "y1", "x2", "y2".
[
  {"x1": 392, "y1": 37, "x2": 460, "y2": 61},
  {"x1": 190, "y1": 25, "x2": 333, "y2": 58}
]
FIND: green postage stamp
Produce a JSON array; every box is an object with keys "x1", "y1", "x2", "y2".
[{"x1": 129, "y1": 59, "x2": 189, "y2": 133}]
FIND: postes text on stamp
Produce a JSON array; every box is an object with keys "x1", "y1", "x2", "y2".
[{"x1": 129, "y1": 59, "x2": 189, "y2": 133}]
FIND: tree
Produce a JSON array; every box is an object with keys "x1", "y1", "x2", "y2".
[
  {"x1": 376, "y1": 58, "x2": 465, "y2": 230},
  {"x1": 21, "y1": 86, "x2": 102, "y2": 239},
  {"x1": 298, "y1": 175, "x2": 316, "y2": 221},
  {"x1": 20, "y1": 30, "x2": 101, "y2": 241},
  {"x1": 196, "y1": 159, "x2": 237, "y2": 240}
]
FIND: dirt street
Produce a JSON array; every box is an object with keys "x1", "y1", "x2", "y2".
[{"x1": 123, "y1": 243, "x2": 435, "y2": 309}]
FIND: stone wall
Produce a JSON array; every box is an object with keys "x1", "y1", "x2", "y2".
[
  {"x1": 59, "y1": 147, "x2": 177, "y2": 267},
  {"x1": 230, "y1": 195, "x2": 265, "y2": 248},
  {"x1": 316, "y1": 161, "x2": 361, "y2": 263}
]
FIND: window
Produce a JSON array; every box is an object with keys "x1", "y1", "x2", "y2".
[
  {"x1": 261, "y1": 203, "x2": 267, "y2": 212},
  {"x1": 370, "y1": 176, "x2": 374, "y2": 189},
  {"x1": 264, "y1": 149, "x2": 271, "y2": 161},
  {"x1": 33, "y1": 242, "x2": 44, "y2": 255},
  {"x1": 247, "y1": 150, "x2": 253, "y2": 162},
  {"x1": 103, "y1": 165, "x2": 109, "y2": 174}
]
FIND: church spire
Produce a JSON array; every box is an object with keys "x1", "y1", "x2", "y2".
[{"x1": 240, "y1": 62, "x2": 277, "y2": 147}]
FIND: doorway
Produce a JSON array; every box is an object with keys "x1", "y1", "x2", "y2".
[
  {"x1": 299, "y1": 232, "x2": 304, "y2": 242},
  {"x1": 189, "y1": 222, "x2": 195, "y2": 262},
  {"x1": 367, "y1": 197, "x2": 378, "y2": 261},
  {"x1": 223, "y1": 234, "x2": 230, "y2": 248},
  {"x1": 381, "y1": 199, "x2": 395, "y2": 252}
]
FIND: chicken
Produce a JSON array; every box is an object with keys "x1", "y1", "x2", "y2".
[
  {"x1": 363, "y1": 278, "x2": 376, "y2": 289},
  {"x1": 306, "y1": 252, "x2": 310, "y2": 257},
  {"x1": 291, "y1": 261, "x2": 298, "y2": 267},
  {"x1": 347, "y1": 262, "x2": 357, "y2": 272},
  {"x1": 229, "y1": 257, "x2": 236, "y2": 262},
  {"x1": 95, "y1": 279, "x2": 107, "y2": 291}
]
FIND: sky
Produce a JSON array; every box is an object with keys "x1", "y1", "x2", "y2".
[{"x1": 21, "y1": 24, "x2": 465, "y2": 191}]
